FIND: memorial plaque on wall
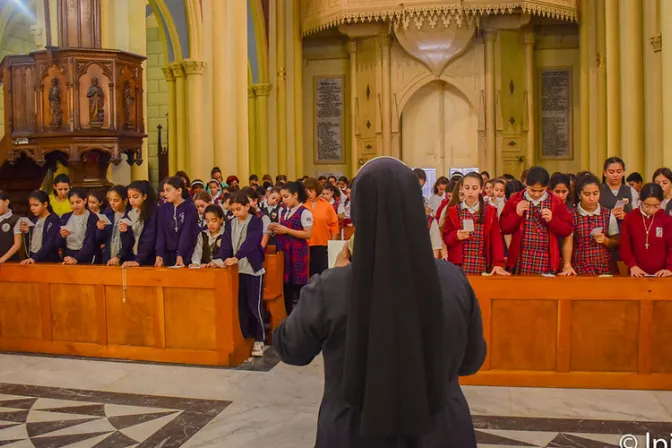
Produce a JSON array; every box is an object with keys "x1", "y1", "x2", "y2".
[
  {"x1": 539, "y1": 68, "x2": 573, "y2": 160},
  {"x1": 314, "y1": 76, "x2": 345, "y2": 164}
]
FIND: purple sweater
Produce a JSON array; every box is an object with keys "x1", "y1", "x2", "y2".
[
  {"x1": 155, "y1": 199, "x2": 200, "y2": 263},
  {"x1": 120, "y1": 209, "x2": 159, "y2": 266},
  {"x1": 216, "y1": 215, "x2": 265, "y2": 273}
]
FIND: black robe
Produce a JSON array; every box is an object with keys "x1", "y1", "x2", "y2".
[{"x1": 273, "y1": 260, "x2": 486, "y2": 448}]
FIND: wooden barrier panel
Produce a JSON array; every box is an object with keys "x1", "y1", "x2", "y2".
[
  {"x1": 461, "y1": 276, "x2": 672, "y2": 390},
  {"x1": 0, "y1": 265, "x2": 252, "y2": 367},
  {"x1": 263, "y1": 252, "x2": 287, "y2": 340}
]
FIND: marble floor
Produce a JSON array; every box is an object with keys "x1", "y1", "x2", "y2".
[{"x1": 0, "y1": 351, "x2": 670, "y2": 447}]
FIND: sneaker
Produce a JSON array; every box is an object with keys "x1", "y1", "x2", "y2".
[{"x1": 251, "y1": 341, "x2": 265, "y2": 357}]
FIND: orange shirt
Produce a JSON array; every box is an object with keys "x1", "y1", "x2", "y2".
[{"x1": 304, "y1": 198, "x2": 339, "y2": 246}]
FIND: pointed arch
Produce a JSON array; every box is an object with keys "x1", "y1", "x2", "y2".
[
  {"x1": 184, "y1": 0, "x2": 202, "y2": 59},
  {"x1": 151, "y1": 0, "x2": 183, "y2": 61},
  {"x1": 250, "y1": 0, "x2": 269, "y2": 83}
]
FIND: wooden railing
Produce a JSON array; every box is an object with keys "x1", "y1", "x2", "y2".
[
  {"x1": 0, "y1": 264, "x2": 252, "y2": 366},
  {"x1": 461, "y1": 276, "x2": 672, "y2": 390}
]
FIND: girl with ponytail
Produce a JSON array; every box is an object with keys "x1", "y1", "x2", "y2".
[
  {"x1": 20, "y1": 190, "x2": 61, "y2": 264},
  {"x1": 121, "y1": 181, "x2": 159, "y2": 267}
]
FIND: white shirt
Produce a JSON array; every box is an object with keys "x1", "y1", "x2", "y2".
[
  {"x1": 428, "y1": 194, "x2": 445, "y2": 213},
  {"x1": 460, "y1": 201, "x2": 480, "y2": 214},
  {"x1": 524, "y1": 191, "x2": 549, "y2": 207},
  {"x1": 192, "y1": 227, "x2": 225, "y2": 265},
  {"x1": 429, "y1": 219, "x2": 442, "y2": 251},
  {"x1": 0, "y1": 211, "x2": 21, "y2": 235},
  {"x1": 576, "y1": 204, "x2": 620, "y2": 236},
  {"x1": 284, "y1": 205, "x2": 313, "y2": 229}
]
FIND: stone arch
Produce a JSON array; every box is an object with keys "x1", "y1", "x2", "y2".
[{"x1": 397, "y1": 74, "x2": 479, "y2": 116}]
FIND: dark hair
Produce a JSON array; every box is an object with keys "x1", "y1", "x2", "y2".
[
  {"x1": 109, "y1": 185, "x2": 128, "y2": 202},
  {"x1": 303, "y1": 177, "x2": 323, "y2": 195},
  {"x1": 505, "y1": 179, "x2": 525, "y2": 199},
  {"x1": 493, "y1": 178, "x2": 506, "y2": 188},
  {"x1": 521, "y1": 169, "x2": 531, "y2": 184},
  {"x1": 626, "y1": 172, "x2": 644, "y2": 183},
  {"x1": 550, "y1": 173, "x2": 570, "y2": 191},
  {"x1": 87, "y1": 189, "x2": 108, "y2": 211},
  {"x1": 193, "y1": 191, "x2": 212, "y2": 203},
  {"x1": 281, "y1": 181, "x2": 308, "y2": 203},
  {"x1": 448, "y1": 179, "x2": 463, "y2": 208},
  {"x1": 502, "y1": 173, "x2": 516, "y2": 181},
  {"x1": 262, "y1": 181, "x2": 273, "y2": 191},
  {"x1": 463, "y1": 172, "x2": 486, "y2": 223},
  {"x1": 53, "y1": 173, "x2": 70, "y2": 185},
  {"x1": 175, "y1": 171, "x2": 191, "y2": 187},
  {"x1": 127, "y1": 181, "x2": 158, "y2": 223},
  {"x1": 165, "y1": 176, "x2": 190, "y2": 199},
  {"x1": 412, "y1": 168, "x2": 427, "y2": 182},
  {"x1": 323, "y1": 183, "x2": 341, "y2": 199},
  {"x1": 318, "y1": 175, "x2": 327, "y2": 182},
  {"x1": 652, "y1": 168, "x2": 672, "y2": 183},
  {"x1": 28, "y1": 190, "x2": 54, "y2": 214},
  {"x1": 0, "y1": 190, "x2": 9, "y2": 202},
  {"x1": 446, "y1": 180, "x2": 457, "y2": 195},
  {"x1": 640, "y1": 182, "x2": 664, "y2": 203},
  {"x1": 204, "y1": 204, "x2": 224, "y2": 220},
  {"x1": 249, "y1": 174, "x2": 259, "y2": 182},
  {"x1": 525, "y1": 166, "x2": 550, "y2": 187},
  {"x1": 602, "y1": 157, "x2": 626, "y2": 184},
  {"x1": 208, "y1": 179, "x2": 222, "y2": 189},
  {"x1": 433, "y1": 176, "x2": 449, "y2": 194},
  {"x1": 338, "y1": 176, "x2": 349, "y2": 184},
  {"x1": 262, "y1": 174, "x2": 272, "y2": 182},
  {"x1": 276, "y1": 174, "x2": 288, "y2": 184},
  {"x1": 326, "y1": 175, "x2": 337, "y2": 182},
  {"x1": 480, "y1": 171, "x2": 490, "y2": 178},
  {"x1": 68, "y1": 187, "x2": 87, "y2": 201},
  {"x1": 241, "y1": 186, "x2": 261, "y2": 203},
  {"x1": 573, "y1": 173, "x2": 601, "y2": 206},
  {"x1": 191, "y1": 179, "x2": 205, "y2": 189},
  {"x1": 576, "y1": 170, "x2": 592, "y2": 179},
  {"x1": 229, "y1": 190, "x2": 256, "y2": 214},
  {"x1": 211, "y1": 167, "x2": 222, "y2": 177}
]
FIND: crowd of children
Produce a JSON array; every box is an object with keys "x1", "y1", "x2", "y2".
[
  {"x1": 424, "y1": 156, "x2": 672, "y2": 278},
  {"x1": 0, "y1": 169, "x2": 352, "y2": 357}
]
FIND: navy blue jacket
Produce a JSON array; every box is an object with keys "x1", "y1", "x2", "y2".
[
  {"x1": 120, "y1": 209, "x2": 159, "y2": 266},
  {"x1": 155, "y1": 200, "x2": 200, "y2": 263},
  {"x1": 216, "y1": 215, "x2": 265, "y2": 273},
  {"x1": 56, "y1": 212, "x2": 98, "y2": 263},
  {"x1": 25, "y1": 214, "x2": 61, "y2": 262}
]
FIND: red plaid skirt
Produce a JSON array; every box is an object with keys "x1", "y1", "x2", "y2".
[
  {"x1": 516, "y1": 197, "x2": 551, "y2": 275},
  {"x1": 460, "y1": 206, "x2": 487, "y2": 275},
  {"x1": 572, "y1": 208, "x2": 614, "y2": 276}
]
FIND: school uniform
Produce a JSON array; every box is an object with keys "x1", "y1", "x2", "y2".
[
  {"x1": 155, "y1": 200, "x2": 200, "y2": 266},
  {"x1": 215, "y1": 215, "x2": 266, "y2": 342},
  {"x1": 262, "y1": 203, "x2": 281, "y2": 247},
  {"x1": 191, "y1": 227, "x2": 224, "y2": 265},
  {"x1": 665, "y1": 199, "x2": 672, "y2": 218},
  {"x1": 500, "y1": 191, "x2": 574, "y2": 275},
  {"x1": 599, "y1": 183, "x2": 638, "y2": 213},
  {"x1": 428, "y1": 193, "x2": 445, "y2": 214},
  {"x1": 338, "y1": 198, "x2": 351, "y2": 227},
  {"x1": 120, "y1": 208, "x2": 158, "y2": 266},
  {"x1": 620, "y1": 208, "x2": 672, "y2": 274},
  {"x1": 0, "y1": 211, "x2": 22, "y2": 262},
  {"x1": 570, "y1": 204, "x2": 619, "y2": 276},
  {"x1": 24, "y1": 214, "x2": 61, "y2": 262},
  {"x1": 304, "y1": 198, "x2": 339, "y2": 277},
  {"x1": 57, "y1": 211, "x2": 98, "y2": 263},
  {"x1": 95, "y1": 209, "x2": 126, "y2": 264},
  {"x1": 197, "y1": 214, "x2": 207, "y2": 232},
  {"x1": 443, "y1": 202, "x2": 505, "y2": 274},
  {"x1": 49, "y1": 195, "x2": 72, "y2": 217},
  {"x1": 276, "y1": 204, "x2": 313, "y2": 315}
]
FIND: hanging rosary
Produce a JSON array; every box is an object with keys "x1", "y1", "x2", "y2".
[{"x1": 642, "y1": 214, "x2": 654, "y2": 250}]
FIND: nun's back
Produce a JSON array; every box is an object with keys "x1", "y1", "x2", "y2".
[{"x1": 274, "y1": 259, "x2": 486, "y2": 448}]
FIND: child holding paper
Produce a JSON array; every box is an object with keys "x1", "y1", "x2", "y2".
[
  {"x1": 442, "y1": 173, "x2": 508, "y2": 275},
  {"x1": 560, "y1": 173, "x2": 619, "y2": 276},
  {"x1": 190, "y1": 205, "x2": 225, "y2": 267},
  {"x1": 0, "y1": 190, "x2": 23, "y2": 263},
  {"x1": 20, "y1": 190, "x2": 61, "y2": 264},
  {"x1": 193, "y1": 191, "x2": 212, "y2": 231},
  {"x1": 620, "y1": 183, "x2": 672, "y2": 277},
  {"x1": 155, "y1": 176, "x2": 200, "y2": 267},
  {"x1": 57, "y1": 187, "x2": 98, "y2": 265},
  {"x1": 120, "y1": 181, "x2": 159, "y2": 267},
  {"x1": 500, "y1": 166, "x2": 574, "y2": 275},
  {"x1": 96, "y1": 185, "x2": 128, "y2": 266}
]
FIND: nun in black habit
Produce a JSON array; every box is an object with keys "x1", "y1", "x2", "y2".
[{"x1": 273, "y1": 157, "x2": 486, "y2": 448}]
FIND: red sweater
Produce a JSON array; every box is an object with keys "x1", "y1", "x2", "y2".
[
  {"x1": 620, "y1": 208, "x2": 672, "y2": 274},
  {"x1": 499, "y1": 191, "x2": 574, "y2": 272},
  {"x1": 443, "y1": 204, "x2": 505, "y2": 268}
]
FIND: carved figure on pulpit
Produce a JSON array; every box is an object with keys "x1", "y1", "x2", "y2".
[
  {"x1": 48, "y1": 78, "x2": 62, "y2": 128},
  {"x1": 123, "y1": 81, "x2": 134, "y2": 128},
  {"x1": 87, "y1": 77, "x2": 104, "y2": 127}
]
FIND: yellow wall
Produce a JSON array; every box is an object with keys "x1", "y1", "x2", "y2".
[
  {"x1": 146, "y1": 14, "x2": 169, "y2": 184},
  {"x1": 535, "y1": 30, "x2": 581, "y2": 174},
  {"x1": 301, "y1": 52, "x2": 350, "y2": 177}
]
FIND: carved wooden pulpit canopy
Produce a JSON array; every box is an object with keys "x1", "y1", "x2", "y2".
[{"x1": 0, "y1": 0, "x2": 146, "y2": 188}]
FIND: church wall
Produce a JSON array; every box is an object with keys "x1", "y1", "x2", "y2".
[
  {"x1": 302, "y1": 38, "x2": 350, "y2": 177},
  {"x1": 146, "y1": 14, "x2": 169, "y2": 185}
]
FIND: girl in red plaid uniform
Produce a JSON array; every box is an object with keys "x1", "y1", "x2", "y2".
[
  {"x1": 270, "y1": 181, "x2": 314, "y2": 315},
  {"x1": 560, "y1": 173, "x2": 619, "y2": 276},
  {"x1": 500, "y1": 167, "x2": 574, "y2": 275},
  {"x1": 443, "y1": 173, "x2": 508, "y2": 275}
]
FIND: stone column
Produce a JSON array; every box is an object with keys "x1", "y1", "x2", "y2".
[
  {"x1": 579, "y1": 0, "x2": 591, "y2": 170},
  {"x1": 183, "y1": 60, "x2": 208, "y2": 179},
  {"x1": 254, "y1": 84, "x2": 272, "y2": 176},
  {"x1": 595, "y1": 0, "x2": 608, "y2": 171},
  {"x1": 211, "y1": 0, "x2": 231, "y2": 173},
  {"x1": 233, "y1": 0, "x2": 249, "y2": 182},
  {"x1": 379, "y1": 34, "x2": 392, "y2": 157},
  {"x1": 347, "y1": 41, "x2": 359, "y2": 176},
  {"x1": 618, "y1": 0, "x2": 644, "y2": 174},
  {"x1": 170, "y1": 62, "x2": 188, "y2": 173},
  {"x1": 644, "y1": 0, "x2": 663, "y2": 174},
  {"x1": 662, "y1": 0, "x2": 672, "y2": 166},
  {"x1": 276, "y1": 0, "x2": 288, "y2": 176},
  {"x1": 249, "y1": 87, "x2": 258, "y2": 176},
  {"x1": 605, "y1": 0, "x2": 621, "y2": 158},
  {"x1": 161, "y1": 66, "x2": 178, "y2": 175},
  {"x1": 484, "y1": 30, "x2": 496, "y2": 175},
  {"x1": 293, "y1": 0, "x2": 304, "y2": 177},
  {"x1": 523, "y1": 31, "x2": 535, "y2": 168}
]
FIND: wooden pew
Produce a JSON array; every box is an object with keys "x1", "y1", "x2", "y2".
[
  {"x1": 461, "y1": 276, "x2": 672, "y2": 391},
  {"x1": 0, "y1": 264, "x2": 252, "y2": 367},
  {"x1": 340, "y1": 226, "x2": 354, "y2": 241},
  {"x1": 263, "y1": 252, "x2": 286, "y2": 340}
]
